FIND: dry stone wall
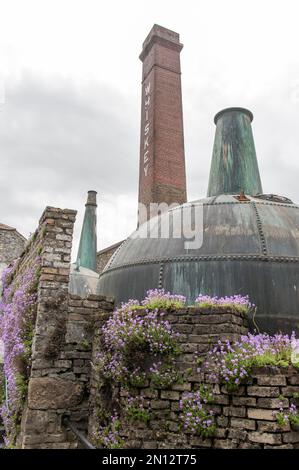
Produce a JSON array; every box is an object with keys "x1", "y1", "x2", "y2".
[{"x1": 88, "y1": 308, "x2": 299, "y2": 449}]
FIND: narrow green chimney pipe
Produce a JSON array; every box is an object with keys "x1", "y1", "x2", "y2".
[
  {"x1": 207, "y1": 107, "x2": 263, "y2": 197},
  {"x1": 76, "y1": 190, "x2": 97, "y2": 272}
]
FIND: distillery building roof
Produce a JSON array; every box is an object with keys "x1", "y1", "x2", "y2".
[{"x1": 0, "y1": 223, "x2": 26, "y2": 239}]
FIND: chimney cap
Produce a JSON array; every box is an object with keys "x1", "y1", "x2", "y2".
[
  {"x1": 86, "y1": 190, "x2": 97, "y2": 206},
  {"x1": 139, "y1": 24, "x2": 183, "y2": 61},
  {"x1": 214, "y1": 107, "x2": 253, "y2": 125}
]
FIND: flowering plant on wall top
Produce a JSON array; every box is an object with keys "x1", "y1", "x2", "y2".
[
  {"x1": 141, "y1": 289, "x2": 186, "y2": 310},
  {"x1": 195, "y1": 294, "x2": 254, "y2": 314},
  {"x1": 0, "y1": 256, "x2": 41, "y2": 447},
  {"x1": 202, "y1": 332, "x2": 299, "y2": 392}
]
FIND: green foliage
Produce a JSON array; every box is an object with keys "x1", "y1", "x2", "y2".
[
  {"x1": 179, "y1": 386, "x2": 216, "y2": 437},
  {"x1": 275, "y1": 411, "x2": 288, "y2": 426},
  {"x1": 94, "y1": 414, "x2": 124, "y2": 449},
  {"x1": 150, "y1": 363, "x2": 181, "y2": 389},
  {"x1": 144, "y1": 299, "x2": 185, "y2": 310},
  {"x1": 125, "y1": 403, "x2": 150, "y2": 424},
  {"x1": 128, "y1": 370, "x2": 148, "y2": 388},
  {"x1": 80, "y1": 338, "x2": 91, "y2": 350}
]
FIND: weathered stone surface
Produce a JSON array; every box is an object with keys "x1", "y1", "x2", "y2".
[
  {"x1": 28, "y1": 377, "x2": 84, "y2": 410},
  {"x1": 230, "y1": 418, "x2": 256, "y2": 430},
  {"x1": 282, "y1": 432, "x2": 299, "y2": 443},
  {"x1": 248, "y1": 432, "x2": 282, "y2": 445},
  {"x1": 258, "y1": 420, "x2": 290, "y2": 433},
  {"x1": 281, "y1": 386, "x2": 299, "y2": 397},
  {"x1": 257, "y1": 397, "x2": 289, "y2": 409},
  {"x1": 247, "y1": 386, "x2": 280, "y2": 397},
  {"x1": 257, "y1": 375, "x2": 287, "y2": 386},
  {"x1": 232, "y1": 396, "x2": 256, "y2": 407},
  {"x1": 160, "y1": 391, "x2": 180, "y2": 401},
  {"x1": 223, "y1": 406, "x2": 246, "y2": 418},
  {"x1": 247, "y1": 408, "x2": 276, "y2": 421}
]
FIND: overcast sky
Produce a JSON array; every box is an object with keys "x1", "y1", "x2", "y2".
[{"x1": 1, "y1": 0, "x2": 299, "y2": 259}]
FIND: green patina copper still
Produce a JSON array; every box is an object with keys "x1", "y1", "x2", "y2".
[
  {"x1": 76, "y1": 190, "x2": 97, "y2": 272},
  {"x1": 207, "y1": 108, "x2": 263, "y2": 197}
]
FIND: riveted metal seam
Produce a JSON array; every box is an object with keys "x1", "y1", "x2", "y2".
[
  {"x1": 252, "y1": 201, "x2": 268, "y2": 256},
  {"x1": 100, "y1": 253, "x2": 299, "y2": 276},
  {"x1": 158, "y1": 263, "x2": 164, "y2": 288}
]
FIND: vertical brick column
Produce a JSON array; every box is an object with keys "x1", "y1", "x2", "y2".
[
  {"x1": 20, "y1": 207, "x2": 80, "y2": 449},
  {"x1": 138, "y1": 25, "x2": 187, "y2": 224}
]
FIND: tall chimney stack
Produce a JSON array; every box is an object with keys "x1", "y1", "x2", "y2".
[
  {"x1": 138, "y1": 25, "x2": 187, "y2": 225},
  {"x1": 207, "y1": 108, "x2": 263, "y2": 197},
  {"x1": 76, "y1": 190, "x2": 97, "y2": 271}
]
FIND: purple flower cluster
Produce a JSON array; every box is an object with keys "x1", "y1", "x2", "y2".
[
  {"x1": 195, "y1": 294, "x2": 254, "y2": 313},
  {"x1": 203, "y1": 332, "x2": 297, "y2": 391},
  {"x1": 273, "y1": 402, "x2": 299, "y2": 427},
  {"x1": 0, "y1": 257, "x2": 41, "y2": 446},
  {"x1": 96, "y1": 412, "x2": 124, "y2": 449},
  {"x1": 149, "y1": 360, "x2": 179, "y2": 388},
  {"x1": 100, "y1": 301, "x2": 180, "y2": 384},
  {"x1": 141, "y1": 289, "x2": 186, "y2": 310},
  {"x1": 179, "y1": 387, "x2": 215, "y2": 437},
  {"x1": 125, "y1": 395, "x2": 151, "y2": 423}
]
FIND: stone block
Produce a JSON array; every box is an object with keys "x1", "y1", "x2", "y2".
[
  {"x1": 231, "y1": 418, "x2": 256, "y2": 430},
  {"x1": 228, "y1": 429, "x2": 247, "y2": 441},
  {"x1": 223, "y1": 406, "x2": 246, "y2": 418},
  {"x1": 160, "y1": 391, "x2": 180, "y2": 401},
  {"x1": 287, "y1": 376, "x2": 299, "y2": 385},
  {"x1": 190, "y1": 436, "x2": 212, "y2": 448},
  {"x1": 232, "y1": 396, "x2": 256, "y2": 406},
  {"x1": 282, "y1": 432, "x2": 299, "y2": 443},
  {"x1": 247, "y1": 408, "x2": 276, "y2": 421},
  {"x1": 257, "y1": 397, "x2": 289, "y2": 409},
  {"x1": 28, "y1": 377, "x2": 84, "y2": 410},
  {"x1": 140, "y1": 388, "x2": 158, "y2": 399},
  {"x1": 151, "y1": 400, "x2": 170, "y2": 410},
  {"x1": 247, "y1": 386, "x2": 280, "y2": 397},
  {"x1": 214, "y1": 439, "x2": 234, "y2": 449},
  {"x1": 280, "y1": 386, "x2": 299, "y2": 397},
  {"x1": 248, "y1": 432, "x2": 282, "y2": 445},
  {"x1": 258, "y1": 420, "x2": 290, "y2": 433},
  {"x1": 257, "y1": 375, "x2": 287, "y2": 386}
]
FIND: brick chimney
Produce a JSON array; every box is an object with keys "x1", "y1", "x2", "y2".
[{"x1": 138, "y1": 25, "x2": 187, "y2": 225}]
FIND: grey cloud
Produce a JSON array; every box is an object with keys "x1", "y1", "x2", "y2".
[
  {"x1": 1, "y1": 64, "x2": 299, "y2": 255},
  {"x1": 0, "y1": 73, "x2": 139, "y2": 241}
]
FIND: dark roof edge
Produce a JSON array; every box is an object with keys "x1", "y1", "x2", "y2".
[
  {"x1": 0, "y1": 223, "x2": 26, "y2": 240},
  {"x1": 97, "y1": 240, "x2": 124, "y2": 256}
]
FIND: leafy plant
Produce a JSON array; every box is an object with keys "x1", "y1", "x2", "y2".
[
  {"x1": 94, "y1": 412, "x2": 124, "y2": 449},
  {"x1": 141, "y1": 289, "x2": 186, "y2": 310},
  {"x1": 100, "y1": 302, "x2": 181, "y2": 385},
  {"x1": 179, "y1": 386, "x2": 215, "y2": 437},
  {"x1": 274, "y1": 402, "x2": 299, "y2": 427},
  {"x1": 195, "y1": 294, "x2": 254, "y2": 314},
  {"x1": 125, "y1": 396, "x2": 151, "y2": 424},
  {"x1": 202, "y1": 332, "x2": 298, "y2": 391},
  {"x1": 150, "y1": 361, "x2": 181, "y2": 389}
]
